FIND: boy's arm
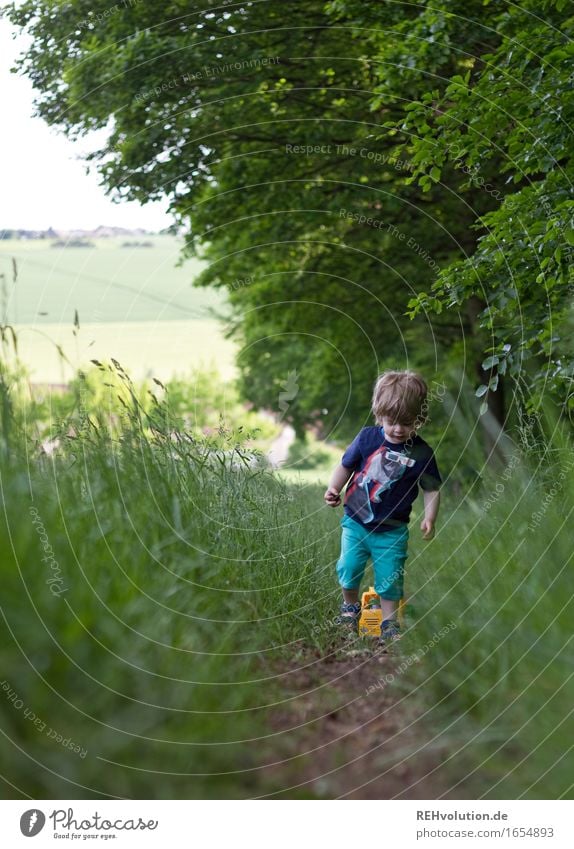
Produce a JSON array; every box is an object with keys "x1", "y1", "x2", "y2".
[
  {"x1": 324, "y1": 464, "x2": 354, "y2": 506},
  {"x1": 421, "y1": 489, "x2": 440, "y2": 539}
]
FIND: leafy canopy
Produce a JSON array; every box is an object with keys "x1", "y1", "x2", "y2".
[{"x1": 6, "y1": 0, "x2": 572, "y2": 435}]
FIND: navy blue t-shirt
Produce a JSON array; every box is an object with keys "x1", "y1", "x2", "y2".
[{"x1": 341, "y1": 426, "x2": 442, "y2": 531}]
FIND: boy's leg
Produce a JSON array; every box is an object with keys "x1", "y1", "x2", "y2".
[
  {"x1": 367, "y1": 526, "x2": 409, "y2": 638},
  {"x1": 336, "y1": 515, "x2": 370, "y2": 624},
  {"x1": 379, "y1": 597, "x2": 399, "y2": 621},
  {"x1": 342, "y1": 588, "x2": 360, "y2": 605}
]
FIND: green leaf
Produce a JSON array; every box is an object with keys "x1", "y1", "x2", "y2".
[
  {"x1": 475, "y1": 384, "x2": 488, "y2": 398},
  {"x1": 482, "y1": 355, "x2": 499, "y2": 370}
]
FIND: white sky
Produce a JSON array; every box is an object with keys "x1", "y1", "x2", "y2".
[{"x1": 0, "y1": 19, "x2": 172, "y2": 232}]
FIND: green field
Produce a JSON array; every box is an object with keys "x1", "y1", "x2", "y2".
[
  {"x1": 0, "y1": 237, "x2": 237, "y2": 383},
  {"x1": 0, "y1": 236, "x2": 225, "y2": 324},
  {"x1": 5, "y1": 319, "x2": 238, "y2": 385}
]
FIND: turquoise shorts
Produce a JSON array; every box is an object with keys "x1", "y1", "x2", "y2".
[{"x1": 336, "y1": 513, "x2": 409, "y2": 600}]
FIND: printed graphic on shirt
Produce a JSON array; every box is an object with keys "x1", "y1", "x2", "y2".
[{"x1": 344, "y1": 444, "x2": 409, "y2": 523}]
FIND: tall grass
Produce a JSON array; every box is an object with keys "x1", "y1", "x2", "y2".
[
  {"x1": 0, "y1": 360, "x2": 572, "y2": 799},
  {"x1": 399, "y1": 401, "x2": 574, "y2": 799},
  {"x1": 0, "y1": 361, "x2": 337, "y2": 798}
]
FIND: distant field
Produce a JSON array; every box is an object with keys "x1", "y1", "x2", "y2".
[
  {"x1": 0, "y1": 236, "x2": 237, "y2": 383},
  {"x1": 0, "y1": 235, "x2": 226, "y2": 324},
  {"x1": 5, "y1": 319, "x2": 238, "y2": 384}
]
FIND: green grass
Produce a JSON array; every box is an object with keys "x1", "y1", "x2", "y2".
[
  {"x1": 1, "y1": 362, "x2": 573, "y2": 799},
  {"x1": 276, "y1": 435, "x2": 342, "y2": 487},
  {"x1": 0, "y1": 364, "x2": 339, "y2": 798},
  {"x1": 397, "y1": 410, "x2": 574, "y2": 799}
]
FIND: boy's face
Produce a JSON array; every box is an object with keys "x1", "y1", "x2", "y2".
[{"x1": 379, "y1": 416, "x2": 417, "y2": 444}]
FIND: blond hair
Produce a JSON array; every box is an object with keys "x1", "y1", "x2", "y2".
[{"x1": 371, "y1": 370, "x2": 428, "y2": 425}]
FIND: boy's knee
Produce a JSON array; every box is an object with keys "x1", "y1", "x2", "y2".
[
  {"x1": 376, "y1": 588, "x2": 403, "y2": 601},
  {"x1": 375, "y1": 574, "x2": 403, "y2": 597},
  {"x1": 374, "y1": 566, "x2": 404, "y2": 599}
]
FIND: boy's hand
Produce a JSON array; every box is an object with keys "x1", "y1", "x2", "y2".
[
  {"x1": 324, "y1": 487, "x2": 341, "y2": 507},
  {"x1": 421, "y1": 518, "x2": 435, "y2": 540}
]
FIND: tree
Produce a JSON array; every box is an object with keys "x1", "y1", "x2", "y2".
[
  {"x1": 7, "y1": 0, "x2": 549, "y2": 440},
  {"x1": 335, "y1": 0, "x2": 574, "y2": 421}
]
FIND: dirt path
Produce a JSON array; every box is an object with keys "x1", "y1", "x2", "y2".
[
  {"x1": 255, "y1": 644, "x2": 462, "y2": 800},
  {"x1": 266, "y1": 422, "x2": 296, "y2": 469}
]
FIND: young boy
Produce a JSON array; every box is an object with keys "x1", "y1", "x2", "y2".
[{"x1": 324, "y1": 370, "x2": 442, "y2": 647}]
